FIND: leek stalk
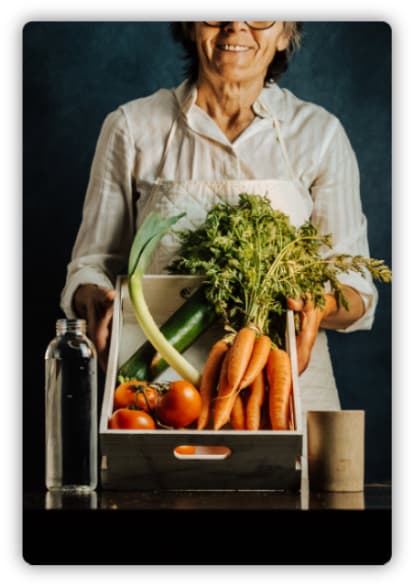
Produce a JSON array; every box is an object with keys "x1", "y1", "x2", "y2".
[{"x1": 128, "y1": 212, "x2": 201, "y2": 387}]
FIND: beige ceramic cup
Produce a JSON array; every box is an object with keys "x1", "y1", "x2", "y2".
[{"x1": 307, "y1": 410, "x2": 365, "y2": 492}]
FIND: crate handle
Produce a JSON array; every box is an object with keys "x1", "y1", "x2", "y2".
[{"x1": 173, "y1": 445, "x2": 232, "y2": 460}]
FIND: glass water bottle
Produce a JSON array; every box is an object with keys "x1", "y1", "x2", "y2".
[{"x1": 45, "y1": 318, "x2": 97, "y2": 491}]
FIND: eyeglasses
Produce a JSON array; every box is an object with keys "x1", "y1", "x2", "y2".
[{"x1": 204, "y1": 21, "x2": 276, "y2": 31}]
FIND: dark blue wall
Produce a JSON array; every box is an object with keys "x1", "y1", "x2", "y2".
[{"x1": 23, "y1": 21, "x2": 391, "y2": 488}]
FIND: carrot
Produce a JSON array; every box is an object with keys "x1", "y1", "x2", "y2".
[
  {"x1": 260, "y1": 390, "x2": 271, "y2": 430},
  {"x1": 266, "y1": 347, "x2": 292, "y2": 431},
  {"x1": 238, "y1": 334, "x2": 271, "y2": 390},
  {"x1": 197, "y1": 339, "x2": 229, "y2": 430},
  {"x1": 227, "y1": 327, "x2": 257, "y2": 389},
  {"x1": 213, "y1": 349, "x2": 238, "y2": 430},
  {"x1": 230, "y1": 394, "x2": 246, "y2": 430},
  {"x1": 245, "y1": 370, "x2": 266, "y2": 430}
]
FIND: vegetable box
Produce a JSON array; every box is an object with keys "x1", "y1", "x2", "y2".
[{"x1": 99, "y1": 275, "x2": 303, "y2": 491}]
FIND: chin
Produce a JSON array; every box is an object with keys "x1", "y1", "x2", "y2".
[{"x1": 214, "y1": 65, "x2": 252, "y2": 84}]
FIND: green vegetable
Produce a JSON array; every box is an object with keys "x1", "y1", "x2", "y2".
[
  {"x1": 169, "y1": 193, "x2": 392, "y2": 345},
  {"x1": 118, "y1": 286, "x2": 217, "y2": 382},
  {"x1": 126, "y1": 211, "x2": 202, "y2": 386}
]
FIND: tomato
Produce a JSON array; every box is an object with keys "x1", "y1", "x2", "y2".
[
  {"x1": 108, "y1": 408, "x2": 156, "y2": 430},
  {"x1": 113, "y1": 380, "x2": 159, "y2": 412},
  {"x1": 155, "y1": 380, "x2": 202, "y2": 428}
]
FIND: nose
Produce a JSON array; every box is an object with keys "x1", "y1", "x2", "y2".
[{"x1": 220, "y1": 22, "x2": 250, "y2": 32}]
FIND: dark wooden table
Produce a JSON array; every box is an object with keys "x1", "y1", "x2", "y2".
[
  {"x1": 24, "y1": 482, "x2": 391, "y2": 510},
  {"x1": 23, "y1": 483, "x2": 391, "y2": 564}
]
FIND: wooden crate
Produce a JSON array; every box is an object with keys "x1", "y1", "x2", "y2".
[{"x1": 99, "y1": 275, "x2": 303, "y2": 491}]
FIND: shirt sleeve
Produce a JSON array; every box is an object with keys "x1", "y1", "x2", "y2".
[
  {"x1": 310, "y1": 117, "x2": 378, "y2": 332},
  {"x1": 60, "y1": 108, "x2": 136, "y2": 318}
]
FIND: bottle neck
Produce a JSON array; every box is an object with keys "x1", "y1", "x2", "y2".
[{"x1": 56, "y1": 319, "x2": 87, "y2": 336}]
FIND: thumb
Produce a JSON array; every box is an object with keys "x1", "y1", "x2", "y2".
[
  {"x1": 287, "y1": 297, "x2": 304, "y2": 312},
  {"x1": 104, "y1": 290, "x2": 116, "y2": 303},
  {"x1": 95, "y1": 287, "x2": 116, "y2": 307}
]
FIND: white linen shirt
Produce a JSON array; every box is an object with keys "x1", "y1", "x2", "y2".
[{"x1": 61, "y1": 80, "x2": 377, "y2": 331}]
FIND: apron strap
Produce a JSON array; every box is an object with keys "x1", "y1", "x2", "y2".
[
  {"x1": 137, "y1": 95, "x2": 182, "y2": 224},
  {"x1": 274, "y1": 119, "x2": 297, "y2": 182},
  {"x1": 258, "y1": 98, "x2": 297, "y2": 182},
  {"x1": 154, "y1": 110, "x2": 181, "y2": 181},
  {"x1": 145, "y1": 95, "x2": 182, "y2": 205}
]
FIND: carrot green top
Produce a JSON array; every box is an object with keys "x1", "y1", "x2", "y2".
[{"x1": 168, "y1": 193, "x2": 391, "y2": 345}]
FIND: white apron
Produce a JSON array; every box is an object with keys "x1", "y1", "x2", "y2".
[{"x1": 135, "y1": 95, "x2": 341, "y2": 446}]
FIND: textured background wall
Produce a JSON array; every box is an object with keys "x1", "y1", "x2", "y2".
[{"x1": 23, "y1": 21, "x2": 391, "y2": 489}]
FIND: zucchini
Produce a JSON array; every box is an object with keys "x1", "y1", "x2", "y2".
[{"x1": 118, "y1": 286, "x2": 218, "y2": 382}]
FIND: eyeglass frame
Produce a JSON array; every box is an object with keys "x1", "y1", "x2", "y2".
[{"x1": 203, "y1": 21, "x2": 276, "y2": 31}]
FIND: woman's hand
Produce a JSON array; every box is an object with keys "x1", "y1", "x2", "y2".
[
  {"x1": 287, "y1": 287, "x2": 365, "y2": 375},
  {"x1": 73, "y1": 284, "x2": 116, "y2": 372}
]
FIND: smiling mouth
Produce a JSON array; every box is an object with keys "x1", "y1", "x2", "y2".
[{"x1": 216, "y1": 44, "x2": 251, "y2": 52}]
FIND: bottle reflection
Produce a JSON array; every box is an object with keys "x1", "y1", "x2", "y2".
[{"x1": 45, "y1": 489, "x2": 98, "y2": 510}]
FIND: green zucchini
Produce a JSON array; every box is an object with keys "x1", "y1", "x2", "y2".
[{"x1": 118, "y1": 286, "x2": 218, "y2": 382}]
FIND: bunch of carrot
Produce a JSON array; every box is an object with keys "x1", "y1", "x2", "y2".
[{"x1": 197, "y1": 326, "x2": 294, "y2": 431}]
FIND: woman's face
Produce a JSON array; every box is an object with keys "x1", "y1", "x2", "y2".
[{"x1": 192, "y1": 22, "x2": 290, "y2": 86}]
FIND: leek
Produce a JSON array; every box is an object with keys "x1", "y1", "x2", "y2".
[{"x1": 128, "y1": 212, "x2": 201, "y2": 387}]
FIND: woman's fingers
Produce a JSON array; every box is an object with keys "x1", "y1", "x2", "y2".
[
  {"x1": 103, "y1": 289, "x2": 117, "y2": 305},
  {"x1": 295, "y1": 333, "x2": 315, "y2": 374},
  {"x1": 286, "y1": 297, "x2": 304, "y2": 312},
  {"x1": 77, "y1": 286, "x2": 116, "y2": 372},
  {"x1": 287, "y1": 294, "x2": 319, "y2": 374},
  {"x1": 287, "y1": 294, "x2": 314, "y2": 312},
  {"x1": 95, "y1": 298, "x2": 115, "y2": 372},
  {"x1": 295, "y1": 320, "x2": 319, "y2": 374}
]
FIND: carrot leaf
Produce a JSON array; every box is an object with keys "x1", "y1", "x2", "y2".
[{"x1": 168, "y1": 193, "x2": 391, "y2": 345}]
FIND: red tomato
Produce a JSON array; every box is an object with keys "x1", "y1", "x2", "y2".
[
  {"x1": 113, "y1": 381, "x2": 159, "y2": 412},
  {"x1": 155, "y1": 381, "x2": 202, "y2": 428},
  {"x1": 108, "y1": 408, "x2": 156, "y2": 430}
]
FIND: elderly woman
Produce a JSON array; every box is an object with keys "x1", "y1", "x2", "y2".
[{"x1": 61, "y1": 21, "x2": 377, "y2": 422}]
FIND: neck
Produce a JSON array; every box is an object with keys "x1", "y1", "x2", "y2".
[{"x1": 195, "y1": 76, "x2": 264, "y2": 142}]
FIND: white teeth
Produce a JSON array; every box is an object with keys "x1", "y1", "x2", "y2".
[{"x1": 219, "y1": 44, "x2": 249, "y2": 52}]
